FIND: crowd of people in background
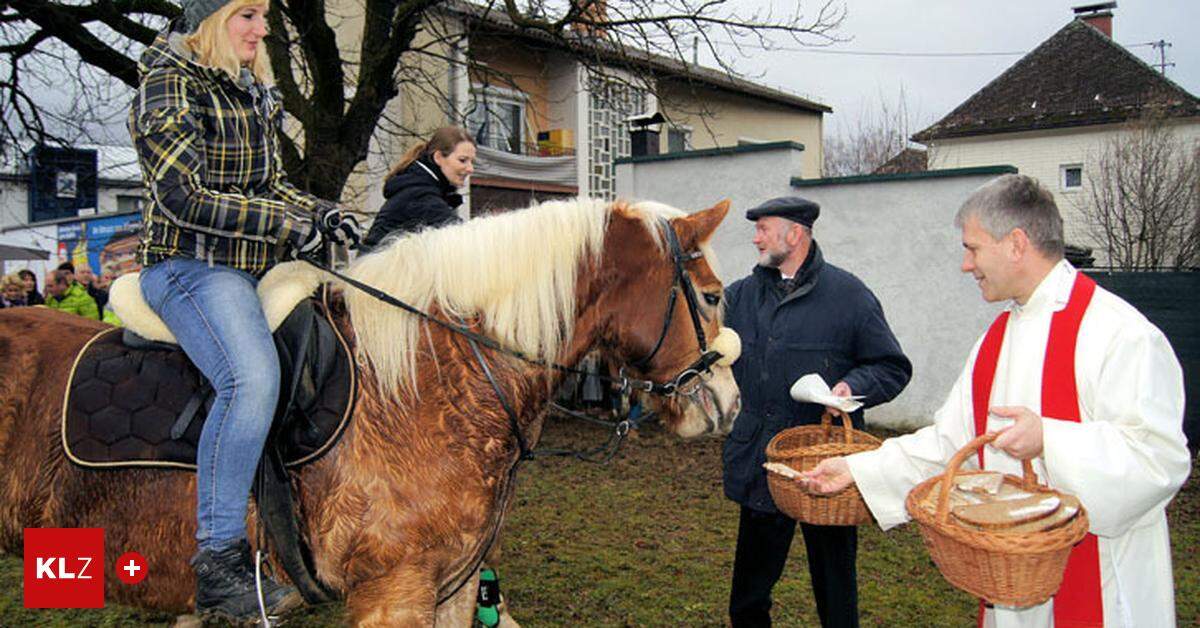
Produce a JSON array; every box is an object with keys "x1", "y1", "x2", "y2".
[{"x1": 0, "y1": 261, "x2": 122, "y2": 325}]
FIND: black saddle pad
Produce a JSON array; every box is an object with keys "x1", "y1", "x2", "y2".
[{"x1": 62, "y1": 297, "x2": 356, "y2": 470}]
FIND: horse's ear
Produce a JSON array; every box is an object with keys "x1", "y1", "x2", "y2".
[{"x1": 674, "y1": 199, "x2": 730, "y2": 245}]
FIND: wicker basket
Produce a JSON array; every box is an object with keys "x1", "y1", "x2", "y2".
[
  {"x1": 765, "y1": 408, "x2": 881, "y2": 525},
  {"x1": 905, "y1": 432, "x2": 1090, "y2": 607}
]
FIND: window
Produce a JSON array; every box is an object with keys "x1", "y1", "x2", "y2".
[
  {"x1": 116, "y1": 194, "x2": 143, "y2": 214},
  {"x1": 1060, "y1": 164, "x2": 1083, "y2": 191},
  {"x1": 467, "y1": 87, "x2": 527, "y2": 155},
  {"x1": 667, "y1": 127, "x2": 692, "y2": 153}
]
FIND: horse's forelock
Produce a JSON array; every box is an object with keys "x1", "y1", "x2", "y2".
[{"x1": 621, "y1": 200, "x2": 687, "y2": 250}]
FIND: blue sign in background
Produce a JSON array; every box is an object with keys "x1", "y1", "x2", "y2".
[{"x1": 56, "y1": 213, "x2": 142, "y2": 278}]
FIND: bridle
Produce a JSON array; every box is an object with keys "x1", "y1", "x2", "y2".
[{"x1": 621, "y1": 219, "x2": 723, "y2": 397}]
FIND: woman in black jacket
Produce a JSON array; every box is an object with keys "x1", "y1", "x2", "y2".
[
  {"x1": 17, "y1": 269, "x2": 43, "y2": 305},
  {"x1": 362, "y1": 126, "x2": 476, "y2": 250}
]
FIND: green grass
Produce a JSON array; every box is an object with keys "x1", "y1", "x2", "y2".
[{"x1": 2, "y1": 420, "x2": 1196, "y2": 626}]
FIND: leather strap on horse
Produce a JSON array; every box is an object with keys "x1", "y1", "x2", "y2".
[
  {"x1": 433, "y1": 329, "x2": 527, "y2": 605},
  {"x1": 462, "y1": 325, "x2": 530, "y2": 459},
  {"x1": 436, "y1": 310, "x2": 661, "y2": 604},
  {"x1": 253, "y1": 443, "x2": 335, "y2": 604},
  {"x1": 460, "y1": 314, "x2": 655, "y2": 465},
  {"x1": 251, "y1": 296, "x2": 335, "y2": 605},
  {"x1": 628, "y1": 220, "x2": 706, "y2": 370},
  {"x1": 170, "y1": 384, "x2": 212, "y2": 441},
  {"x1": 664, "y1": 220, "x2": 708, "y2": 354}
]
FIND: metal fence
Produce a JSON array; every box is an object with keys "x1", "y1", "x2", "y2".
[{"x1": 1091, "y1": 271, "x2": 1199, "y2": 451}]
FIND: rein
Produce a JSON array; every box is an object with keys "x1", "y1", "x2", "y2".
[{"x1": 301, "y1": 258, "x2": 704, "y2": 398}]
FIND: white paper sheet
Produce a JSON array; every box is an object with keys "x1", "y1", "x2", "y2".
[{"x1": 788, "y1": 373, "x2": 865, "y2": 413}]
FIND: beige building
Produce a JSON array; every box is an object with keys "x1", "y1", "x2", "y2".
[
  {"x1": 655, "y1": 71, "x2": 827, "y2": 180},
  {"x1": 337, "y1": 1, "x2": 829, "y2": 216},
  {"x1": 913, "y1": 4, "x2": 1200, "y2": 259}
]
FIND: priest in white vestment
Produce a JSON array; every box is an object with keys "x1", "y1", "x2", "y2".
[{"x1": 800, "y1": 174, "x2": 1191, "y2": 627}]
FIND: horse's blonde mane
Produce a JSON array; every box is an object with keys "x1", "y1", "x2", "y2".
[{"x1": 343, "y1": 197, "x2": 686, "y2": 398}]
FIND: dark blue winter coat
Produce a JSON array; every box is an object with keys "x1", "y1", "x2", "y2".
[
  {"x1": 721, "y1": 242, "x2": 912, "y2": 513},
  {"x1": 361, "y1": 155, "x2": 463, "y2": 251}
]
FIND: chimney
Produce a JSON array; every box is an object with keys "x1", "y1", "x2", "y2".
[
  {"x1": 570, "y1": 0, "x2": 608, "y2": 38},
  {"x1": 628, "y1": 112, "x2": 665, "y2": 158},
  {"x1": 1073, "y1": 2, "x2": 1115, "y2": 38}
]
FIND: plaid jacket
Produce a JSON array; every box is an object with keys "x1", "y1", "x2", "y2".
[{"x1": 128, "y1": 30, "x2": 330, "y2": 276}]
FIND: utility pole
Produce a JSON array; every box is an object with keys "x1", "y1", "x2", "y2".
[{"x1": 1149, "y1": 40, "x2": 1175, "y2": 76}]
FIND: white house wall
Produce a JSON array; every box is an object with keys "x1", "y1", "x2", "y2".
[
  {"x1": 0, "y1": 222, "x2": 57, "y2": 279},
  {"x1": 618, "y1": 148, "x2": 1010, "y2": 427},
  {"x1": 927, "y1": 120, "x2": 1200, "y2": 261},
  {"x1": 617, "y1": 146, "x2": 806, "y2": 280},
  {"x1": 545, "y1": 55, "x2": 580, "y2": 137},
  {"x1": 0, "y1": 180, "x2": 141, "y2": 232},
  {"x1": 0, "y1": 179, "x2": 31, "y2": 231}
]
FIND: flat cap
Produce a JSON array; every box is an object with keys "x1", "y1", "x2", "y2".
[{"x1": 745, "y1": 196, "x2": 820, "y2": 227}]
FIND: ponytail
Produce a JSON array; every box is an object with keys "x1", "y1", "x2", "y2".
[{"x1": 388, "y1": 142, "x2": 429, "y2": 179}]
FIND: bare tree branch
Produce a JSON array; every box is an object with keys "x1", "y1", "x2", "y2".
[
  {"x1": 2, "y1": 0, "x2": 846, "y2": 203},
  {"x1": 823, "y1": 86, "x2": 919, "y2": 176},
  {"x1": 1076, "y1": 109, "x2": 1200, "y2": 270}
]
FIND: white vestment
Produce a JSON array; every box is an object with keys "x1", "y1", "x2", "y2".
[{"x1": 847, "y1": 261, "x2": 1191, "y2": 627}]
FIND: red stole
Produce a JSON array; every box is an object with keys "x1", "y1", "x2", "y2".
[{"x1": 971, "y1": 271, "x2": 1103, "y2": 627}]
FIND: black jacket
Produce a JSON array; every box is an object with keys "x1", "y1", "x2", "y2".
[
  {"x1": 86, "y1": 284, "x2": 109, "y2": 312},
  {"x1": 721, "y1": 242, "x2": 912, "y2": 513},
  {"x1": 362, "y1": 156, "x2": 463, "y2": 250}
]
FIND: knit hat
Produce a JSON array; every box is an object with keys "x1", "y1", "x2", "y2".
[{"x1": 181, "y1": 0, "x2": 229, "y2": 32}]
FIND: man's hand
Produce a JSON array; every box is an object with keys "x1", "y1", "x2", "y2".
[
  {"x1": 990, "y1": 406, "x2": 1044, "y2": 460},
  {"x1": 827, "y1": 380, "x2": 852, "y2": 413},
  {"x1": 798, "y1": 457, "x2": 855, "y2": 495}
]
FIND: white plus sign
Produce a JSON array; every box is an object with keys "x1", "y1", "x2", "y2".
[{"x1": 123, "y1": 560, "x2": 141, "y2": 578}]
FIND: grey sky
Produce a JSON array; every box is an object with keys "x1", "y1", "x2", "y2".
[{"x1": 717, "y1": 0, "x2": 1200, "y2": 136}]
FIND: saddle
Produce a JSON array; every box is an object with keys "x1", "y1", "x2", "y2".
[
  {"x1": 62, "y1": 292, "x2": 356, "y2": 470},
  {"x1": 63, "y1": 272, "x2": 357, "y2": 604}
]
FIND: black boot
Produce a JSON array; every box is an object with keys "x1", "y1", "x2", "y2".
[{"x1": 191, "y1": 540, "x2": 302, "y2": 624}]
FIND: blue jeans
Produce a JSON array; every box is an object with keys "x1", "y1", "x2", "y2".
[{"x1": 140, "y1": 258, "x2": 280, "y2": 552}]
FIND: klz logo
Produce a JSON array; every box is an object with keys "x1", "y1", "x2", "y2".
[
  {"x1": 24, "y1": 528, "x2": 104, "y2": 608},
  {"x1": 35, "y1": 556, "x2": 95, "y2": 579}
]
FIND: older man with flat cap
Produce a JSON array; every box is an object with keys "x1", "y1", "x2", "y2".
[{"x1": 722, "y1": 196, "x2": 912, "y2": 627}]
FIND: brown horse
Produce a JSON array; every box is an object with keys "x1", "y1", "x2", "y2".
[{"x1": 0, "y1": 198, "x2": 739, "y2": 625}]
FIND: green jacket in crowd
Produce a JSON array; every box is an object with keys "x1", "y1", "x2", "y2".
[{"x1": 46, "y1": 282, "x2": 100, "y2": 320}]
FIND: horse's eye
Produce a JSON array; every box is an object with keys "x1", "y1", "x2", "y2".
[{"x1": 704, "y1": 293, "x2": 721, "y2": 306}]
